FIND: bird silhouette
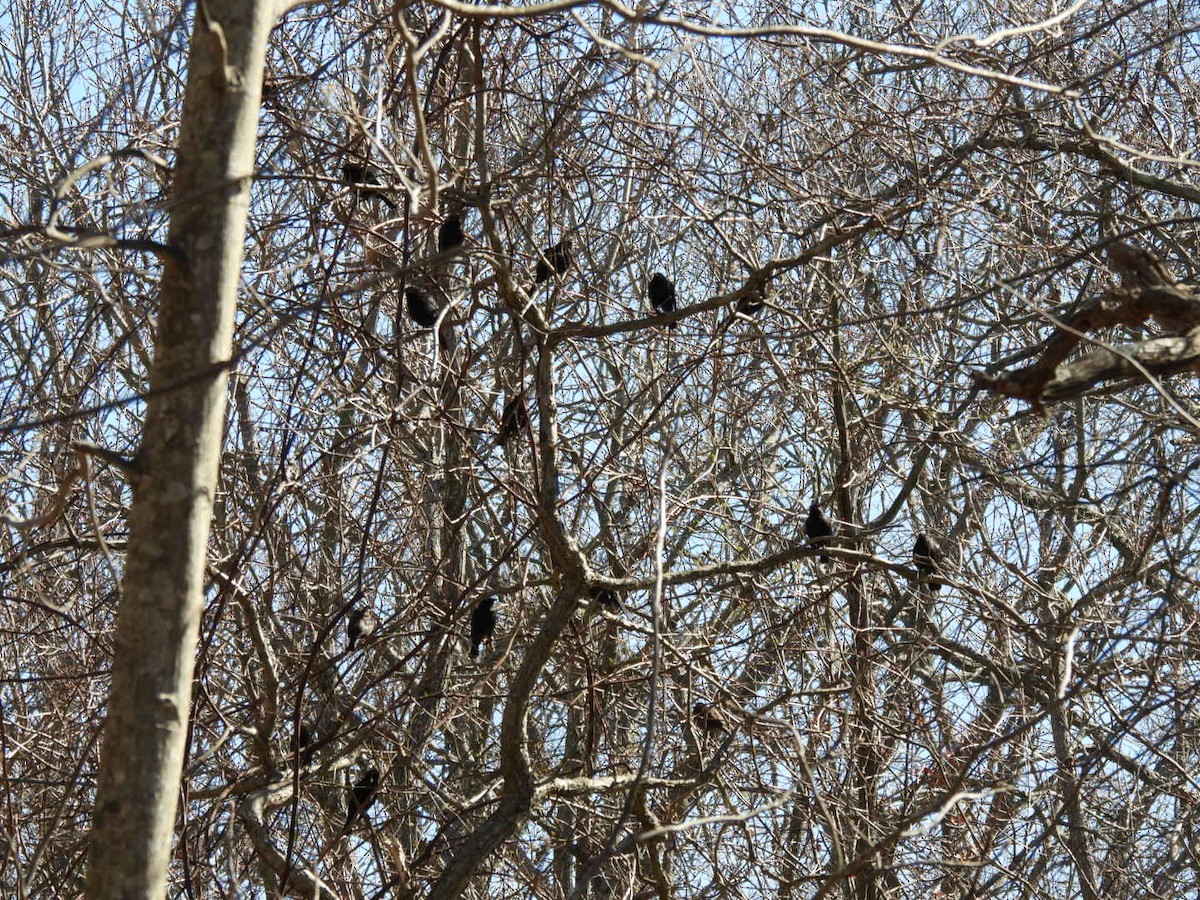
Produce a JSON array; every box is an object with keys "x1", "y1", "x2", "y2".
[
  {"x1": 648, "y1": 273, "x2": 678, "y2": 327},
  {"x1": 591, "y1": 587, "x2": 621, "y2": 610},
  {"x1": 497, "y1": 394, "x2": 529, "y2": 446},
  {"x1": 535, "y1": 238, "x2": 574, "y2": 284},
  {"x1": 913, "y1": 532, "x2": 944, "y2": 592},
  {"x1": 735, "y1": 285, "x2": 767, "y2": 317},
  {"x1": 405, "y1": 287, "x2": 440, "y2": 328},
  {"x1": 289, "y1": 722, "x2": 318, "y2": 766},
  {"x1": 341, "y1": 163, "x2": 396, "y2": 210},
  {"x1": 344, "y1": 766, "x2": 381, "y2": 829},
  {"x1": 470, "y1": 597, "x2": 497, "y2": 659},
  {"x1": 405, "y1": 288, "x2": 456, "y2": 357},
  {"x1": 804, "y1": 502, "x2": 834, "y2": 563},
  {"x1": 347, "y1": 606, "x2": 378, "y2": 650},
  {"x1": 438, "y1": 213, "x2": 465, "y2": 252},
  {"x1": 692, "y1": 701, "x2": 728, "y2": 736}
]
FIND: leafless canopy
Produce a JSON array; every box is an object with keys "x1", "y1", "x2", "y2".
[{"x1": 3, "y1": 0, "x2": 1200, "y2": 897}]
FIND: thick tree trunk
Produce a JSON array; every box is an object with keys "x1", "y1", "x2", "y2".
[{"x1": 85, "y1": 3, "x2": 274, "y2": 897}]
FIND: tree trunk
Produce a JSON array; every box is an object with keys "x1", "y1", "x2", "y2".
[{"x1": 85, "y1": 3, "x2": 274, "y2": 896}]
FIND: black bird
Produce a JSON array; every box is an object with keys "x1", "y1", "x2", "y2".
[
  {"x1": 438, "y1": 213, "x2": 465, "y2": 252},
  {"x1": 648, "y1": 272, "x2": 678, "y2": 327},
  {"x1": 591, "y1": 587, "x2": 621, "y2": 610},
  {"x1": 692, "y1": 701, "x2": 728, "y2": 736},
  {"x1": 347, "y1": 606, "x2": 378, "y2": 651},
  {"x1": 470, "y1": 597, "x2": 498, "y2": 659},
  {"x1": 405, "y1": 288, "x2": 456, "y2": 356},
  {"x1": 913, "y1": 532, "x2": 944, "y2": 592},
  {"x1": 344, "y1": 766, "x2": 381, "y2": 829},
  {"x1": 405, "y1": 287, "x2": 440, "y2": 328},
  {"x1": 735, "y1": 285, "x2": 767, "y2": 317},
  {"x1": 341, "y1": 163, "x2": 397, "y2": 210},
  {"x1": 290, "y1": 722, "x2": 318, "y2": 766},
  {"x1": 535, "y1": 238, "x2": 574, "y2": 284},
  {"x1": 804, "y1": 502, "x2": 834, "y2": 564},
  {"x1": 497, "y1": 394, "x2": 529, "y2": 446}
]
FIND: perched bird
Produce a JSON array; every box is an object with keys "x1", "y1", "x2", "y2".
[
  {"x1": 648, "y1": 273, "x2": 678, "y2": 327},
  {"x1": 341, "y1": 163, "x2": 397, "y2": 210},
  {"x1": 497, "y1": 394, "x2": 529, "y2": 446},
  {"x1": 347, "y1": 606, "x2": 378, "y2": 651},
  {"x1": 470, "y1": 597, "x2": 498, "y2": 659},
  {"x1": 692, "y1": 701, "x2": 728, "y2": 736},
  {"x1": 735, "y1": 284, "x2": 767, "y2": 317},
  {"x1": 406, "y1": 287, "x2": 440, "y2": 328},
  {"x1": 341, "y1": 162, "x2": 371, "y2": 185},
  {"x1": 912, "y1": 532, "x2": 944, "y2": 592},
  {"x1": 438, "y1": 213, "x2": 465, "y2": 252},
  {"x1": 591, "y1": 587, "x2": 621, "y2": 610},
  {"x1": 290, "y1": 722, "x2": 318, "y2": 766},
  {"x1": 344, "y1": 766, "x2": 381, "y2": 829},
  {"x1": 405, "y1": 288, "x2": 456, "y2": 357},
  {"x1": 804, "y1": 502, "x2": 834, "y2": 564},
  {"x1": 535, "y1": 238, "x2": 574, "y2": 284}
]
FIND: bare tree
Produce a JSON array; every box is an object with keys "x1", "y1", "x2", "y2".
[
  {"x1": 3, "y1": 1, "x2": 1200, "y2": 898},
  {"x1": 72, "y1": 1, "x2": 278, "y2": 896}
]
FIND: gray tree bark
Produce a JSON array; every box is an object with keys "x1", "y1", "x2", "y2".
[{"x1": 84, "y1": 3, "x2": 275, "y2": 897}]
